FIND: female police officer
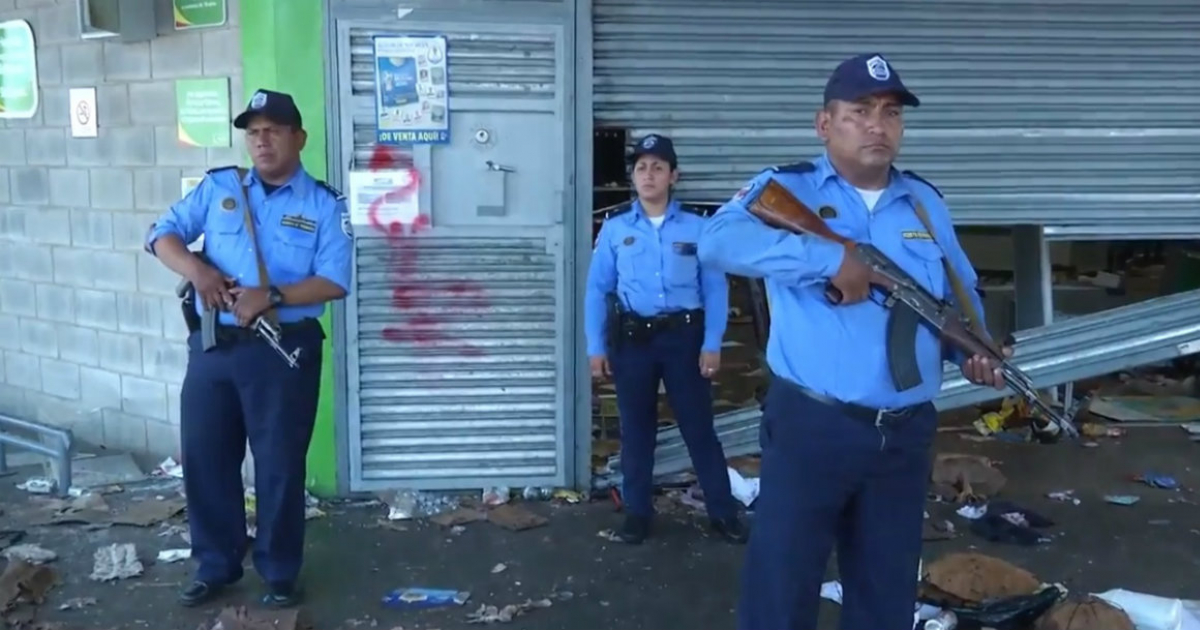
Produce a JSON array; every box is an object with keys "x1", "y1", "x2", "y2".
[{"x1": 584, "y1": 133, "x2": 747, "y2": 545}]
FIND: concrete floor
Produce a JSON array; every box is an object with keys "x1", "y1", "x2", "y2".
[{"x1": 1, "y1": 425, "x2": 1198, "y2": 630}]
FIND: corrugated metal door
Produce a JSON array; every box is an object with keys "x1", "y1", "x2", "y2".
[
  {"x1": 337, "y1": 20, "x2": 570, "y2": 491},
  {"x1": 593, "y1": 0, "x2": 1200, "y2": 228}
]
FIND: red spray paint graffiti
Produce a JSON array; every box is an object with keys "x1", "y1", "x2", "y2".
[{"x1": 364, "y1": 145, "x2": 489, "y2": 356}]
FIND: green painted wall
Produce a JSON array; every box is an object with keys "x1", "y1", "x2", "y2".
[{"x1": 241, "y1": 0, "x2": 340, "y2": 495}]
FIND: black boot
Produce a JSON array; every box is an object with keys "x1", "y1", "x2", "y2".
[{"x1": 617, "y1": 514, "x2": 651, "y2": 544}]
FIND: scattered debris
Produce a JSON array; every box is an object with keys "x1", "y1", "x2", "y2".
[
  {"x1": 381, "y1": 587, "x2": 471, "y2": 609},
  {"x1": 930, "y1": 453, "x2": 1006, "y2": 503},
  {"x1": 430, "y1": 508, "x2": 488, "y2": 528},
  {"x1": 0, "y1": 560, "x2": 57, "y2": 612},
  {"x1": 922, "y1": 518, "x2": 957, "y2": 541},
  {"x1": 1092, "y1": 588, "x2": 1200, "y2": 630},
  {"x1": 1105, "y1": 495, "x2": 1141, "y2": 506},
  {"x1": 1080, "y1": 422, "x2": 1126, "y2": 439},
  {"x1": 157, "y1": 548, "x2": 191, "y2": 563},
  {"x1": 15, "y1": 478, "x2": 55, "y2": 494},
  {"x1": 1088, "y1": 395, "x2": 1200, "y2": 424},
  {"x1": 1047, "y1": 490, "x2": 1081, "y2": 505},
  {"x1": 153, "y1": 457, "x2": 184, "y2": 479},
  {"x1": 727, "y1": 466, "x2": 759, "y2": 507},
  {"x1": 1036, "y1": 595, "x2": 1135, "y2": 630},
  {"x1": 205, "y1": 605, "x2": 305, "y2": 630},
  {"x1": 89, "y1": 543, "x2": 144, "y2": 581},
  {"x1": 0, "y1": 530, "x2": 24, "y2": 551},
  {"x1": 57, "y1": 596, "x2": 97, "y2": 611},
  {"x1": 490, "y1": 563, "x2": 507, "y2": 574},
  {"x1": 481, "y1": 487, "x2": 511, "y2": 507},
  {"x1": 1135, "y1": 472, "x2": 1179, "y2": 490},
  {"x1": 551, "y1": 489, "x2": 585, "y2": 504},
  {"x1": 379, "y1": 489, "x2": 458, "y2": 520},
  {"x1": 596, "y1": 529, "x2": 621, "y2": 542},
  {"x1": 1, "y1": 544, "x2": 57, "y2": 565},
  {"x1": 486, "y1": 504, "x2": 548, "y2": 532},
  {"x1": 465, "y1": 598, "x2": 552, "y2": 624},
  {"x1": 521, "y1": 486, "x2": 554, "y2": 501},
  {"x1": 923, "y1": 552, "x2": 1042, "y2": 602}
]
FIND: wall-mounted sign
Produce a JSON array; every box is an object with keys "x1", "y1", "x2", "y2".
[
  {"x1": 372, "y1": 34, "x2": 449, "y2": 145},
  {"x1": 175, "y1": 77, "x2": 231, "y2": 147},
  {"x1": 0, "y1": 19, "x2": 38, "y2": 119},
  {"x1": 69, "y1": 87, "x2": 98, "y2": 138},
  {"x1": 173, "y1": 0, "x2": 227, "y2": 30}
]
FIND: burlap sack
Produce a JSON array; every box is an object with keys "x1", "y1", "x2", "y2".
[
  {"x1": 1035, "y1": 596, "x2": 1135, "y2": 630},
  {"x1": 924, "y1": 552, "x2": 1040, "y2": 602}
]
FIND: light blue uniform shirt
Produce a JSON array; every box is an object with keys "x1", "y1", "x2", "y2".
[
  {"x1": 145, "y1": 165, "x2": 354, "y2": 326},
  {"x1": 585, "y1": 199, "x2": 730, "y2": 357},
  {"x1": 697, "y1": 154, "x2": 987, "y2": 409}
]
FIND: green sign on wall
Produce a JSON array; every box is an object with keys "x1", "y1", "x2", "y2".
[
  {"x1": 0, "y1": 19, "x2": 38, "y2": 119},
  {"x1": 174, "y1": 0, "x2": 228, "y2": 30},
  {"x1": 176, "y1": 78, "x2": 231, "y2": 147}
]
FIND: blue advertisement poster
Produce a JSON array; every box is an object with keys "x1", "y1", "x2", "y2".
[{"x1": 372, "y1": 35, "x2": 449, "y2": 145}]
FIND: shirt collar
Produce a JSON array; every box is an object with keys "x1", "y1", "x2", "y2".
[
  {"x1": 813, "y1": 152, "x2": 912, "y2": 201},
  {"x1": 243, "y1": 165, "x2": 311, "y2": 196},
  {"x1": 631, "y1": 197, "x2": 679, "y2": 224}
]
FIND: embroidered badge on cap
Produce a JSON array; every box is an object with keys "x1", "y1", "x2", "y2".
[
  {"x1": 250, "y1": 90, "x2": 268, "y2": 109},
  {"x1": 221, "y1": 197, "x2": 237, "y2": 211},
  {"x1": 641, "y1": 136, "x2": 657, "y2": 149},
  {"x1": 866, "y1": 55, "x2": 890, "y2": 81}
]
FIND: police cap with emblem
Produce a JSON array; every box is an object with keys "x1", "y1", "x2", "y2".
[
  {"x1": 233, "y1": 89, "x2": 304, "y2": 129},
  {"x1": 823, "y1": 53, "x2": 920, "y2": 108},
  {"x1": 628, "y1": 133, "x2": 678, "y2": 169}
]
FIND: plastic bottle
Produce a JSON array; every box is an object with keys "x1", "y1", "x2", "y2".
[{"x1": 924, "y1": 610, "x2": 958, "y2": 630}]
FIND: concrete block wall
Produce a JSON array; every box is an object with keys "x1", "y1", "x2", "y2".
[{"x1": 0, "y1": 0, "x2": 243, "y2": 458}]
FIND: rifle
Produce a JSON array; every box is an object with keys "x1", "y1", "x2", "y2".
[
  {"x1": 745, "y1": 178, "x2": 1077, "y2": 438},
  {"x1": 175, "y1": 252, "x2": 302, "y2": 369}
]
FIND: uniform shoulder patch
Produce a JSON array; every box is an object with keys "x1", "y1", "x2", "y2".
[
  {"x1": 902, "y1": 170, "x2": 944, "y2": 199},
  {"x1": 316, "y1": 180, "x2": 347, "y2": 202},
  {"x1": 205, "y1": 165, "x2": 238, "y2": 175},
  {"x1": 678, "y1": 204, "x2": 712, "y2": 218},
  {"x1": 773, "y1": 161, "x2": 816, "y2": 174},
  {"x1": 602, "y1": 201, "x2": 634, "y2": 221}
]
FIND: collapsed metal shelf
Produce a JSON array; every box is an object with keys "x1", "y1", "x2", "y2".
[
  {"x1": 0, "y1": 413, "x2": 74, "y2": 496},
  {"x1": 594, "y1": 289, "x2": 1200, "y2": 489}
]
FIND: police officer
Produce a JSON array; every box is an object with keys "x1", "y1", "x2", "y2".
[
  {"x1": 585, "y1": 133, "x2": 746, "y2": 545},
  {"x1": 698, "y1": 54, "x2": 1010, "y2": 629},
  {"x1": 144, "y1": 89, "x2": 353, "y2": 609}
]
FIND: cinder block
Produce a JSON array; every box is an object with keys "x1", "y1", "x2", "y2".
[
  {"x1": 116, "y1": 292, "x2": 164, "y2": 336},
  {"x1": 25, "y1": 129, "x2": 66, "y2": 166},
  {"x1": 137, "y1": 252, "x2": 181, "y2": 296},
  {"x1": 134, "y1": 167, "x2": 185, "y2": 210},
  {"x1": 101, "y1": 408, "x2": 149, "y2": 452},
  {"x1": 0, "y1": 167, "x2": 10, "y2": 203},
  {"x1": 145, "y1": 418, "x2": 180, "y2": 458},
  {"x1": 103, "y1": 41, "x2": 151, "y2": 81},
  {"x1": 0, "y1": 130, "x2": 26, "y2": 165},
  {"x1": 0, "y1": 206, "x2": 23, "y2": 239},
  {"x1": 40, "y1": 358, "x2": 81, "y2": 400},
  {"x1": 141, "y1": 337, "x2": 186, "y2": 383},
  {"x1": 33, "y1": 3, "x2": 78, "y2": 44},
  {"x1": 111, "y1": 211, "x2": 151, "y2": 251},
  {"x1": 39, "y1": 86, "x2": 70, "y2": 128},
  {"x1": 120, "y1": 374, "x2": 168, "y2": 421},
  {"x1": 4, "y1": 351, "x2": 42, "y2": 390},
  {"x1": 34, "y1": 283, "x2": 75, "y2": 323},
  {"x1": 151, "y1": 32, "x2": 203, "y2": 79},
  {"x1": 90, "y1": 251, "x2": 138, "y2": 291},
  {"x1": 0, "y1": 314, "x2": 19, "y2": 350},
  {"x1": 19, "y1": 318, "x2": 58, "y2": 358},
  {"x1": 25, "y1": 208, "x2": 71, "y2": 245},
  {"x1": 89, "y1": 168, "x2": 135, "y2": 210},
  {"x1": 11, "y1": 167, "x2": 50, "y2": 206},
  {"x1": 0, "y1": 279, "x2": 37, "y2": 316},
  {"x1": 48, "y1": 168, "x2": 91, "y2": 208},
  {"x1": 96, "y1": 330, "x2": 142, "y2": 375},
  {"x1": 154, "y1": 126, "x2": 209, "y2": 167},
  {"x1": 69, "y1": 210, "x2": 114, "y2": 249},
  {"x1": 202, "y1": 28, "x2": 241, "y2": 75},
  {"x1": 96, "y1": 84, "x2": 131, "y2": 128},
  {"x1": 53, "y1": 247, "x2": 94, "y2": 287},
  {"x1": 79, "y1": 365, "x2": 122, "y2": 408},
  {"x1": 5, "y1": 243, "x2": 54, "y2": 282},
  {"x1": 75, "y1": 288, "x2": 119, "y2": 330},
  {"x1": 165, "y1": 382, "x2": 182, "y2": 424},
  {"x1": 66, "y1": 134, "x2": 111, "y2": 167},
  {"x1": 56, "y1": 323, "x2": 99, "y2": 366},
  {"x1": 128, "y1": 82, "x2": 176, "y2": 125},
  {"x1": 61, "y1": 44, "x2": 104, "y2": 84},
  {"x1": 161, "y1": 296, "x2": 190, "y2": 341},
  {"x1": 35, "y1": 42, "x2": 62, "y2": 85},
  {"x1": 109, "y1": 127, "x2": 156, "y2": 167}
]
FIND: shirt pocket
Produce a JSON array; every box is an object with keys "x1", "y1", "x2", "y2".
[
  {"x1": 273, "y1": 227, "x2": 318, "y2": 276},
  {"x1": 202, "y1": 206, "x2": 245, "y2": 255},
  {"x1": 899, "y1": 238, "x2": 946, "y2": 299},
  {"x1": 614, "y1": 238, "x2": 648, "y2": 279},
  {"x1": 666, "y1": 242, "x2": 699, "y2": 288}
]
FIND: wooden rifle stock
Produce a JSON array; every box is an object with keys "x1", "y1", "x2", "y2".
[{"x1": 747, "y1": 179, "x2": 849, "y2": 246}]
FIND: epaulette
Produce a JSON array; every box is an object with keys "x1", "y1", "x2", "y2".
[
  {"x1": 205, "y1": 165, "x2": 238, "y2": 175},
  {"x1": 902, "y1": 170, "x2": 943, "y2": 198},
  {"x1": 772, "y1": 161, "x2": 816, "y2": 175},
  {"x1": 679, "y1": 204, "x2": 714, "y2": 218},
  {"x1": 316, "y1": 179, "x2": 347, "y2": 201},
  {"x1": 602, "y1": 201, "x2": 634, "y2": 220}
]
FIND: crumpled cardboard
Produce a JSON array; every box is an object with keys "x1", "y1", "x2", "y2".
[
  {"x1": 923, "y1": 552, "x2": 1040, "y2": 603},
  {"x1": 1035, "y1": 596, "x2": 1136, "y2": 630},
  {"x1": 930, "y1": 453, "x2": 1007, "y2": 502}
]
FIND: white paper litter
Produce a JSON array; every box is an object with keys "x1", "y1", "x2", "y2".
[
  {"x1": 90, "y1": 543, "x2": 144, "y2": 581},
  {"x1": 728, "y1": 467, "x2": 760, "y2": 507}
]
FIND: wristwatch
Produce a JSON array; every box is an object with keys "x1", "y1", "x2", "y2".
[{"x1": 267, "y1": 285, "x2": 284, "y2": 307}]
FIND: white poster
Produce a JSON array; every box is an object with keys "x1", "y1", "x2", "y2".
[
  {"x1": 372, "y1": 34, "x2": 449, "y2": 145},
  {"x1": 348, "y1": 169, "x2": 421, "y2": 229}
]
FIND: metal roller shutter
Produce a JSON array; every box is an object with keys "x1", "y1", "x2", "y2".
[{"x1": 593, "y1": 0, "x2": 1200, "y2": 228}]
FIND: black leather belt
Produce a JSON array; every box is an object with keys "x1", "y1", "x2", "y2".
[
  {"x1": 771, "y1": 374, "x2": 927, "y2": 426},
  {"x1": 622, "y1": 309, "x2": 703, "y2": 334},
  {"x1": 214, "y1": 318, "x2": 319, "y2": 344}
]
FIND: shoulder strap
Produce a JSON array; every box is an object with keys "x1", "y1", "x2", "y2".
[
  {"x1": 910, "y1": 200, "x2": 984, "y2": 338},
  {"x1": 236, "y1": 167, "x2": 278, "y2": 325}
]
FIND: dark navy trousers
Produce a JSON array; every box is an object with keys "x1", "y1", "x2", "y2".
[
  {"x1": 179, "y1": 323, "x2": 323, "y2": 587},
  {"x1": 738, "y1": 378, "x2": 936, "y2": 630},
  {"x1": 611, "y1": 322, "x2": 736, "y2": 520}
]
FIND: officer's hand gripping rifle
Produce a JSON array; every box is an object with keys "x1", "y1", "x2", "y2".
[
  {"x1": 175, "y1": 253, "x2": 302, "y2": 369},
  {"x1": 744, "y1": 179, "x2": 1077, "y2": 438}
]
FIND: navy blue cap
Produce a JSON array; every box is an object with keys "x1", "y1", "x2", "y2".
[
  {"x1": 628, "y1": 133, "x2": 677, "y2": 168},
  {"x1": 233, "y1": 89, "x2": 304, "y2": 129},
  {"x1": 823, "y1": 54, "x2": 920, "y2": 108}
]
